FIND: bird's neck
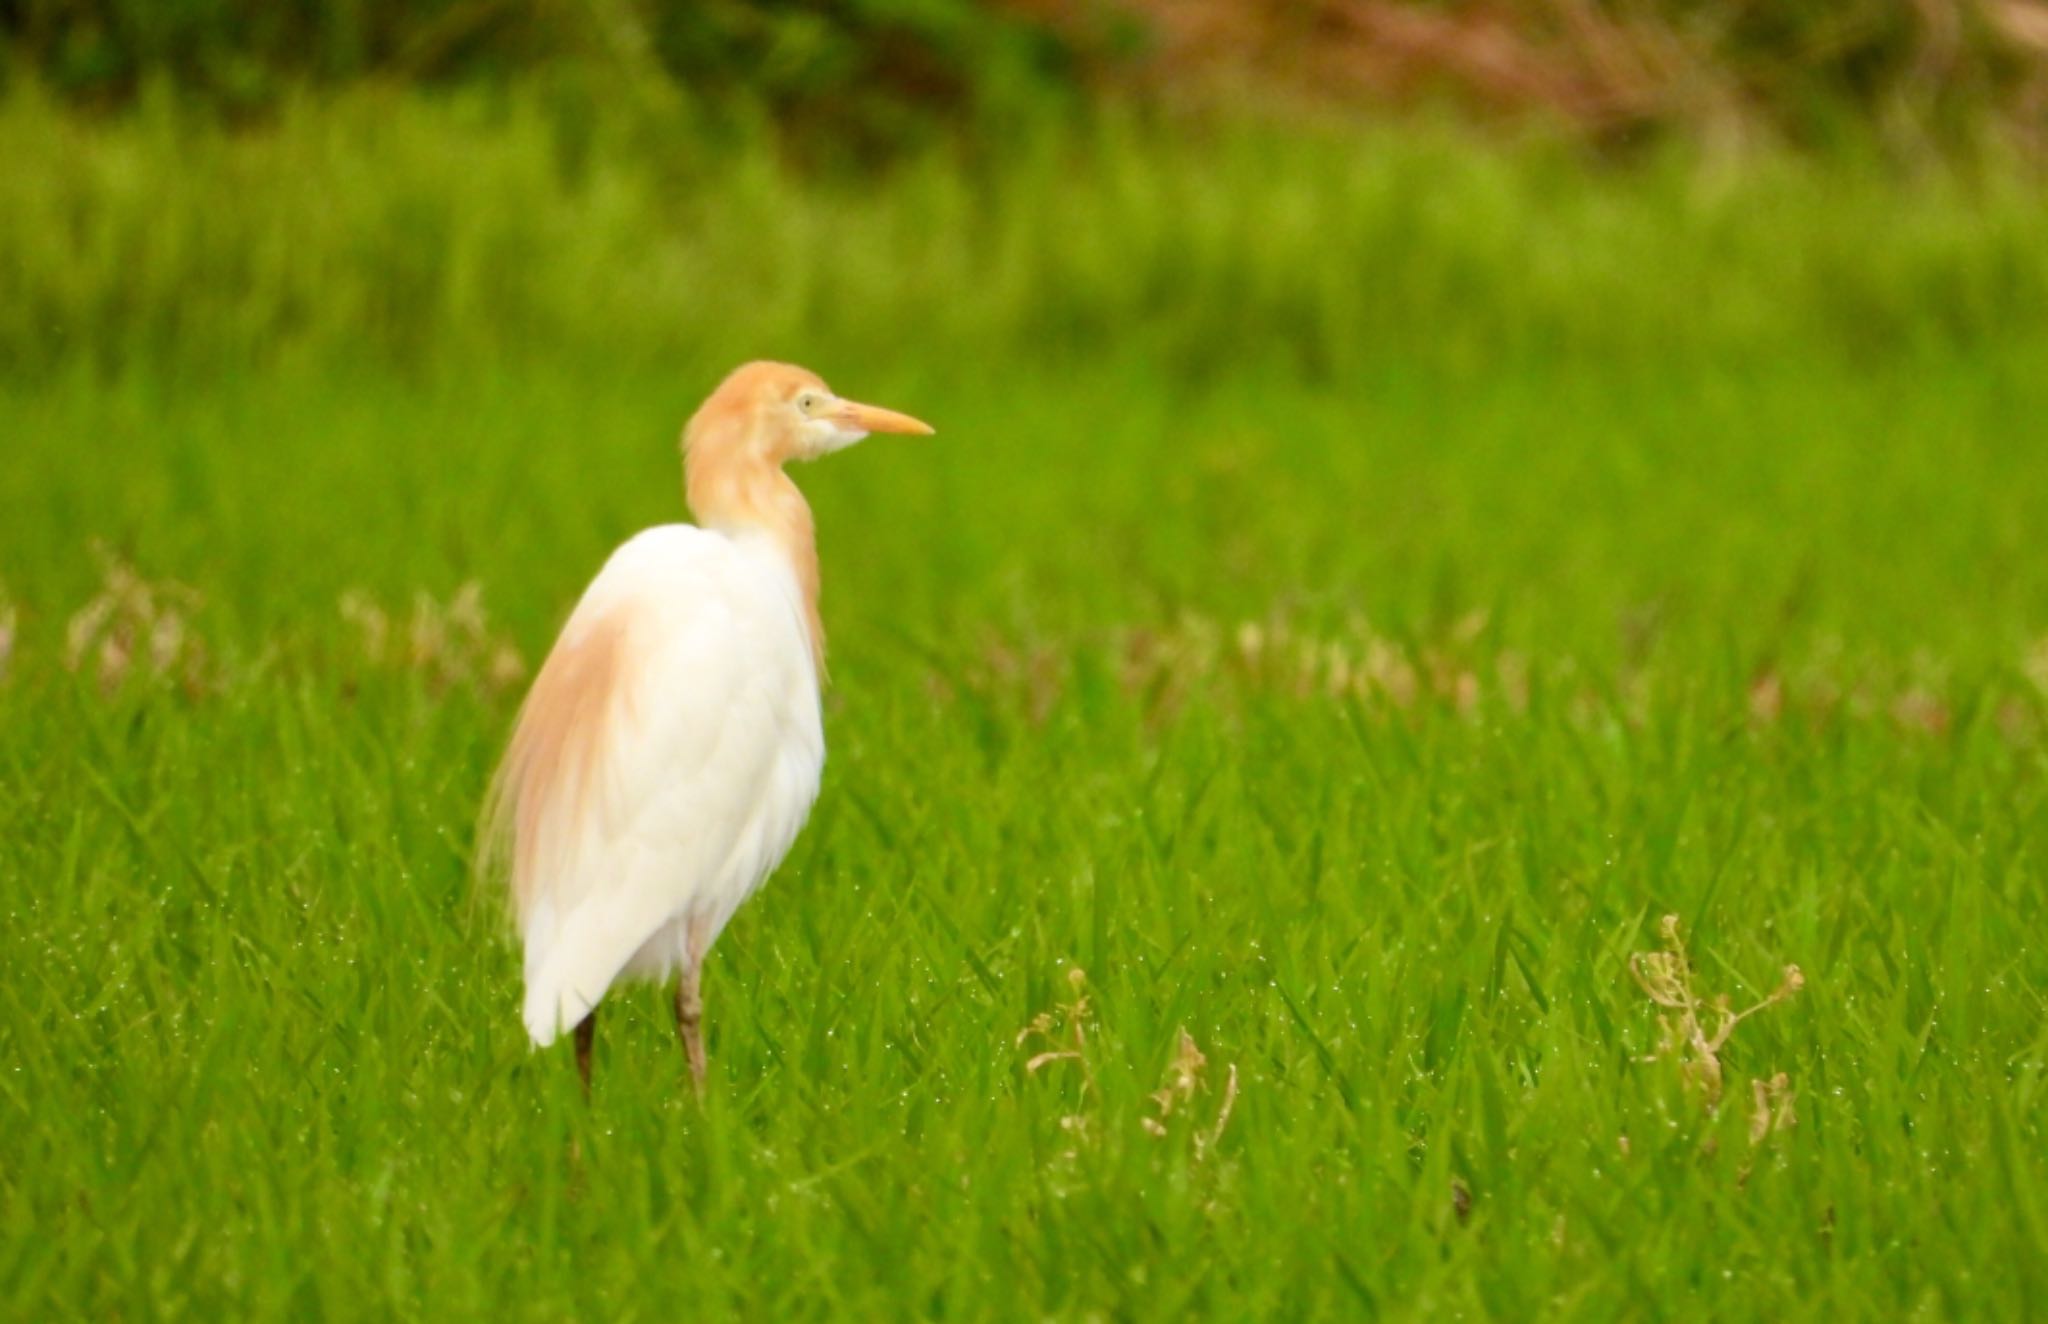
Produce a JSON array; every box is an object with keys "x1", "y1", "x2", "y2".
[{"x1": 686, "y1": 459, "x2": 825, "y2": 678}]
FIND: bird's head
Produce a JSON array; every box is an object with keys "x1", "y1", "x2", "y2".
[{"x1": 683, "y1": 361, "x2": 934, "y2": 471}]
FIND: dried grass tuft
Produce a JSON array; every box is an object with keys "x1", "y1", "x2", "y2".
[
  {"x1": 1625, "y1": 915, "x2": 1805, "y2": 1179},
  {"x1": 1017, "y1": 966, "x2": 1098, "y2": 1143},
  {"x1": 1629, "y1": 913, "x2": 1803, "y2": 1110},
  {"x1": 1141, "y1": 1026, "x2": 1239, "y2": 1157},
  {"x1": 1019, "y1": 971, "x2": 1240, "y2": 1161},
  {"x1": 340, "y1": 582, "x2": 525, "y2": 694},
  {"x1": 62, "y1": 549, "x2": 210, "y2": 696}
]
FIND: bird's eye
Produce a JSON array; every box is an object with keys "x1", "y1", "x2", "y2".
[{"x1": 797, "y1": 393, "x2": 819, "y2": 416}]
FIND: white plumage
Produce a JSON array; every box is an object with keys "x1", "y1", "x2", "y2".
[{"x1": 515, "y1": 525, "x2": 824, "y2": 1046}]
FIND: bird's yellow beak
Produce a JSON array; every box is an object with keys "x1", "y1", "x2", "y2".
[{"x1": 833, "y1": 399, "x2": 935, "y2": 436}]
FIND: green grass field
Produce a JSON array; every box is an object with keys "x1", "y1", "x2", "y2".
[{"x1": 3, "y1": 90, "x2": 2048, "y2": 1319}]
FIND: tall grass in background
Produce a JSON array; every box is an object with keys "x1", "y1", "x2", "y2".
[{"x1": 4, "y1": 80, "x2": 2048, "y2": 385}]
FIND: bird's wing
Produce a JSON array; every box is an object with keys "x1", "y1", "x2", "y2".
[{"x1": 481, "y1": 524, "x2": 822, "y2": 1045}]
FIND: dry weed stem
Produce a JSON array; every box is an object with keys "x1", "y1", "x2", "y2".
[{"x1": 1630, "y1": 914, "x2": 1803, "y2": 1123}]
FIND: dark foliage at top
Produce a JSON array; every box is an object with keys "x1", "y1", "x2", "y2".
[{"x1": 4, "y1": 0, "x2": 2046, "y2": 156}]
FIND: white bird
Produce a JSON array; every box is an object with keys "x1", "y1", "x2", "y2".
[{"x1": 480, "y1": 361, "x2": 934, "y2": 1091}]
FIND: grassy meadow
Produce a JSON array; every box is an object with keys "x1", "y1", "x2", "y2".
[{"x1": 3, "y1": 86, "x2": 2048, "y2": 1318}]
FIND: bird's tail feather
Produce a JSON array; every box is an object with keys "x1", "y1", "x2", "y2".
[{"x1": 522, "y1": 930, "x2": 632, "y2": 1047}]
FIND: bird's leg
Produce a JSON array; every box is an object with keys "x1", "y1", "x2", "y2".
[
  {"x1": 674, "y1": 968, "x2": 706, "y2": 1094},
  {"x1": 675, "y1": 913, "x2": 714, "y2": 1094},
  {"x1": 573, "y1": 1011, "x2": 596, "y2": 1098}
]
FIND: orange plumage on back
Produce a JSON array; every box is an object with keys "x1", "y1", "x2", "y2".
[{"x1": 483, "y1": 609, "x2": 635, "y2": 926}]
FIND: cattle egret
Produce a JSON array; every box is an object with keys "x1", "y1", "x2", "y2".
[{"x1": 481, "y1": 361, "x2": 933, "y2": 1092}]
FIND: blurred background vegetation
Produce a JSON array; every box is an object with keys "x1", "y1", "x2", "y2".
[
  {"x1": 3, "y1": 0, "x2": 2048, "y2": 385},
  {"x1": 7, "y1": 0, "x2": 2048, "y2": 156}
]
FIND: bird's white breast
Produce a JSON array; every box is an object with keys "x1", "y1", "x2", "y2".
[{"x1": 508, "y1": 523, "x2": 826, "y2": 1045}]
